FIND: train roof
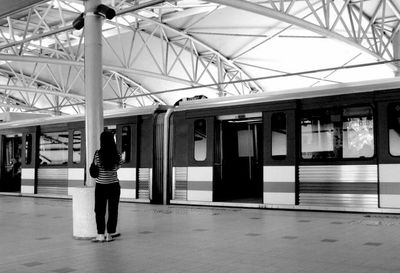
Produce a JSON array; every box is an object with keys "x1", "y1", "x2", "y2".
[
  {"x1": 174, "y1": 77, "x2": 400, "y2": 111},
  {"x1": 0, "y1": 104, "x2": 163, "y2": 130}
]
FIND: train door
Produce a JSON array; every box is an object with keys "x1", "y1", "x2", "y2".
[
  {"x1": 1, "y1": 134, "x2": 22, "y2": 192},
  {"x1": 214, "y1": 113, "x2": 263, "y2": 203}
]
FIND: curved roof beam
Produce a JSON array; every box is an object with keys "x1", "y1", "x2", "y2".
[
  {"x1": 0, "y1": 54, "x2": 168, "y2": 106},
  {"x1": 0, "y1": 67, "x2": 85, "y2": 99},
  {"x1": 0, "y1": 84, "x2": 84, "y2": 100},
  {"x1": 0, "y1": 53, "x2": 205, "y2": 88},
  {"x1": 0, "y1": 66, "x2": 85, "y2": 113},
  {"x1": 208, "y1": 0, "x2": 398, "y2": 70}
]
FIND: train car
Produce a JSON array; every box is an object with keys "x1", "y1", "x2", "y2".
[
  {"x1": 2, "y1": 77, "x2": 400, "y2": 213},
  {"x1": 169, "y1": 77, "x2": 400, "y2": 212},
  {"x1": 0, "y1": 105, "x2": 167, "y2": 204}
]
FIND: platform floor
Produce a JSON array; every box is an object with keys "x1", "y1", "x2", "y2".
[{"x1": 1, "y1": 196, "x2": 400, "y2": 273}]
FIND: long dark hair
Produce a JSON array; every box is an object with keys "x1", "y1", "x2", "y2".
[{"x1": 98, "y1": 130, "x2": 120, "y2": 170}]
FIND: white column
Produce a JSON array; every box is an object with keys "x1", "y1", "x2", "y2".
[
  {"x1": 85, "y1": 0, "x2": 104, "y2": 184},
  {"x1": 73, "y1": 0, "x2": 103, "y2": 239}
]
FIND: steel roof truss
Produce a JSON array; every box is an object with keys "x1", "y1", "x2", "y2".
[{"x1": 209, "y1": 0, "x2": 399, "y2": 64}]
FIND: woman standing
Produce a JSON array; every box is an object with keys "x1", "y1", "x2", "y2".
[{"x1": 92, "y1": 130, "x2": 123, "y2": 242}]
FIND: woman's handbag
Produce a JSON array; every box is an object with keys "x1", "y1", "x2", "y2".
[{"x1": 89, "y1": 152, "x2": 99, "y2": 178}]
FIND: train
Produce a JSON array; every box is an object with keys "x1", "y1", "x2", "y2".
[{"x1": 2, "y1": 77, "x2": 400, "y2": 213}]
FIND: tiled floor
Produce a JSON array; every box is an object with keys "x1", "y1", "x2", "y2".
[{"x1": 1, "y1": 196, "x2": 400, "y2": 273}]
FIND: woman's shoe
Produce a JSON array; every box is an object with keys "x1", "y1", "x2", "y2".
[
  {"x1": 105, "y1": 233, "x2": 114, "y2": 242},
  {"x1": 91, "y1": 234, "x2": 105, "y2": 243}
]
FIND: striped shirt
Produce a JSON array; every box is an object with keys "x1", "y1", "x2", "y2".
[{"x1": 94, "y1": 150, "x2": 123, "y2": 184}]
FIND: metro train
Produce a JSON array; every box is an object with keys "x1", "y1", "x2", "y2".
[{"x1": 2, "y1": 77, "x2": 400, "y2": 213}]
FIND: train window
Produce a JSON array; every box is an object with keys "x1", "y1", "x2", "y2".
[
  {"x1": 271, "y1": 113, "x2": 287, "y2": 158},
  {"x1": 5, "y1": 135, "x2": 22, "y2": 174},
  {"x1": 104, "y1": 125, "x2": 116, "y2": 140},
  {"x1": 238, "y1": 129, "x2": 254, "y2": 157},
  {"x1": 194, "y1": 119, "x2": 207, "y2": 161},
  {"x1": 342, "y1": 107, "x2": 374, "y2": 158},
  {"x1": 122, "y1": 126, "x2": 131, "y2": 163},
  {"x1": 25, "y1": 134, "x2": 32, "y2": 165},
  {"x1": 39, "y1": 132, "x2": 69, "y2": 165},
  {"x1": 72, "y1": 131, "x2": 81, "y2": 164},
  {"x1": 388, "y1": 103, "x2": 400, "y2": 156},
  {"x1": 301, "y1": 106, "x2": 374, "y2": 160}
]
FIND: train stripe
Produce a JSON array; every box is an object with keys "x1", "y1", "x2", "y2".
[
  {"x1": 21, "y1": 178, "x2": 34, "y2": 186},
  {"x1": 299, "y1": 182, "x2": 377, "y2": 194},
  {"x1": 379, "y1": 184, "x2": 400, "y2": 194},
  {"x1": 120, "y1": 180, "x2": 136, "y2": 189},
  {"x1": 187, "y1": 181, "x2": 212, "y2": 191},
  {"x1": 264, "y1": 182, "x2": 295, "y2": 193},
  {"x1": 69, "y1": 179, "x2": 83, "y2": 188}
]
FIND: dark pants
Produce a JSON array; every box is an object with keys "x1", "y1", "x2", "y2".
[{"x1": 94, "y1": 182, "x2": 121, "y2": 234}]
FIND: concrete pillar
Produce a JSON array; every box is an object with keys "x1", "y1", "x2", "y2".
[
  {"x1": 72, "y1": 0, "x2": 103, "y2": 239},
  {"x1": 393, "y1": 30, "x2": 400, "y2": 77},
  {"x1": 72, "y1": 187, "x2": 96, "y2": 239}
]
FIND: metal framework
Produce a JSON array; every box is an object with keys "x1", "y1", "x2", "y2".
[
  {"x1": 209, "y1": 0, "x2": 400, "y2": 61},
  {"x1": 0, "y1": 0, "x2": 397, "y2": 114}
]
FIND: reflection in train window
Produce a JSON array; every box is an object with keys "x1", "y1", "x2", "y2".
[
  {"x1": 194, "y1": 119, "x2": 207, "y2": 161},
  {"x1": 301, "y1": 106, "x2": 374, "y2": 159},
  {"x1": 388, "y1": 103, "x2": 400, "y2": 156},
  {"x1": 271, "y1": 113, "x2": 287, "y2": 158},
  {"x1": 39, "y1": 132, "x2": 69, "y2": 165},
  {"x1": 72, "y1": 131, "x2": 81, "y2": 164},
  {"x1": 122, "y1": 126, "x2": 131, "y2": 163},
  {"x1": 25, "y1": 134, "x2": 32, "y2": 165}
]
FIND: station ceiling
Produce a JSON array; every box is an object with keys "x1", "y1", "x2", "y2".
[{"x1": 0, "y1": 0, "x2": 399, "y2": 115}]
